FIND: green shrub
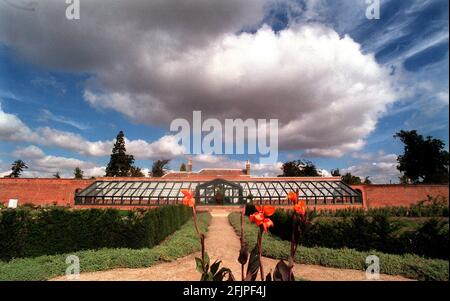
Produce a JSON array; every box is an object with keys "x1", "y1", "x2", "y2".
[
  {"x1": 0, "y1": 205, "x2": 191, "y2": 261},
  {"x1": 229, "y1": 212, "x2": 449, "y2": 281},
  {"x1": 243, "y1": 201, "x2": 449, "y2": 259},
  {"x1": 0, "y1": 212, "x2": 211, "y2": 281}
]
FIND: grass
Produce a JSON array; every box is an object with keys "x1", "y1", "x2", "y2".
[
  {"x1": 229, "y1": 212, "x2": 449, "y2": 281},
  {"x1": 0, "y1": 212, "x2": 211, "y2": 281}
]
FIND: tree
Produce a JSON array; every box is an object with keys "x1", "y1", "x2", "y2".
[
  {"x1": 53, "y1": 171, "x2": 61, "y2": 179},
  {"x1": 279, "y1": 160, "x2": 321, "y2": 177},
  {"x1": 394, "y1": 130, "x2": 449, "y2": 184},
  {"x1": 180, "y1": 163, "x2": 187, "y2": 172},
  {"x1": 150, "y1": 159, "x2": 170, "y2": 177},
  {"x1": 341, "y1": 173, "x2": 362, "y2": 185},
  {"x1": 331, "y1": 169, "x2": 341, "y2": 177},
  {"x1": 399, "y1": 174, "x2": 410, "y2": 184},
  {"x1": 74, "y1": 167, "x2": 84, "y2": 179},
  {"x1": 9, "y1": 160, "x2": 28, "y2": 178},
  {"x1": 105, "y1": 131, "x2": 135, "y2": 177},
  {"x1": 129, "y1": 166, "x2": 145, "y2": 177},
  {"x1": 363, "y1": 176, "x2": 372, "y2": 185}
]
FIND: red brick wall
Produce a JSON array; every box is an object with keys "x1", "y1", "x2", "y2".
[
  {"x1": 1, "y1": 179, "x2": 448, "y2": 209},
  {"x1": 353, "y1": 184, "x2": 449, "y2": 208},
  {"x1": 0, "y1": 178, "x2": 94, "y2": 207}
]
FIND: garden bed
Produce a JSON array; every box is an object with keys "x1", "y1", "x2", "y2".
[{"x1": 229, "y1": 212, "x2": 449, "y2": 281}]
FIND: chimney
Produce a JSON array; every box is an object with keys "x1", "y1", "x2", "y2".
[
  {"x1": 245, "y1": 160, "x2": 251, "y2": 175},
  {"x1": 187, "y1": 157, "x2": 193, "y2": 173}
]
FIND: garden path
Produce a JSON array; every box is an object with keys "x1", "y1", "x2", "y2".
[{"x1": 51, "y1": 210, "x2": 411, "y2": 281}]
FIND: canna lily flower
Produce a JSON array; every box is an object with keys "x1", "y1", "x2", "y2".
[
  {"x1": 255, "y1": 205, "x2": 275, "y2": 217},
  {"x1": 287, "y1": 192, "x2": 298, "y2": 204},
  {"x1": 250, "y1": 205, "x2": 275, "y2": 232},
  {"x1": 181, "y1": 189, "x2": 195, "y2": 207},
  {"x1": 261, "y1": 218, "x2": 274, "y2": 233},
  {"x1": 294, "y1": 199, "x2": 307, "y2": 216}
]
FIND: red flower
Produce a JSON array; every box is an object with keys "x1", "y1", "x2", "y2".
[
  {"x1": 294, "y1": 200, "x2": 306, "y2": 216},
  {"x1": 255, "y1": 205, "x2": 275, "y2": 217},
  {"x1": 287, "y1": 192, "x2": 298, "y2": 204},
  {"x1": 181, "y1": 189, "x2": 195, "y2": 207},
  {"x1": 250, "y1": 205, "x2": 275, "y2": 232}
]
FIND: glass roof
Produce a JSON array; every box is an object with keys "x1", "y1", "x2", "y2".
[{"x1": 75, "y1": 179, "x2": 362, "y2": 206}]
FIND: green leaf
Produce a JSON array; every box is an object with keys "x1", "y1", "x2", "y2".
[
  {"x1": 214, "y1": 268, "x2": 235, "y2": 281},
  {"x1": 273, "y1": 260, "x2": 294, "y2": 281},
  {"x1": 238, "y1": 246, "x2": 249, "y2": 265},
  {"x1": 203, "y1": 252, "x2": 210, "y2": 267},
  {"x1": 244, "y1": 244, "x2": 260, "y2": 281},
  {"x1": 210, "y1": 260, "x2": 221, "y2": 275},
  {"x1": 195, "y1": 257, "x2": 204, "y2": 273},
  {"x1": 201, "y1": 272, "x2": 214, "y2": 281}
]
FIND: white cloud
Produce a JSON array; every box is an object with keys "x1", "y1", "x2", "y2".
[
  {"x1": 343, "y1": 152, "x2": 401, "y2": 184},
  {"x1": 5, "y1": 145, "x2": 105, "y2": 178},
  {"x1": 0, "y1": 1, "x2": 398, "y2": 158},
  {"x1": 13, "y1": 145, "x2": 45, "y2": 159},
  {"x1": 0, "y1": 106, "x2": 185, "y2": 160},
  {"x1": 0, "y1": 104, "x2": 39, "y2": 142},
  {"x1": 38, "y1": 109, "x2": 89, "y2": 131},
  {"x1": 188, "y1": 154, "x2": 283, "y2": 177}
]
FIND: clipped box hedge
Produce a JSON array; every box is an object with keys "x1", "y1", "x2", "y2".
[
  {"x1": 0, "y1": 205, "x2": 191, "y2": 261},
  {"x1": 245, "y1": 204, "x2": 449, "y2": 259}
]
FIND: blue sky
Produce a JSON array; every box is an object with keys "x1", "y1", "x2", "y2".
[{"x1": 0, "y1": 0, "x2": 448, "y2": 183}]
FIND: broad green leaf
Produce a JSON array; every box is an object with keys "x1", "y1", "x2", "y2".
[
  {"x1": 211, "y1": 260, "x2": 221, "y2": 275},
  {"x1": 195, "y1": 257, "x2": 204, "y2": 273}
]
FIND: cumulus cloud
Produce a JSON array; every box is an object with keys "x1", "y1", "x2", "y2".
[
  {"x1": 0, "y1": 106, "x2": 185, "y2": 160},
  {"x1": 343, "y1": 152, "x2": 401, "y2": 184},
  {"x1": 8, "y1": 145, "x2": 105, "y2": 178},
  {"x1": 0, "y1": 1, "x2": 397, "y2": 158},
  {"x1": 0, "y1": 104, "x2": 39, "y2": 142}
]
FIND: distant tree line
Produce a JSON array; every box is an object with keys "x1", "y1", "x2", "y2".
[
  {"x1": 279, "y1": 130, "x2": 448, "y2": 185},
  {"x1": 4, "y1": 130, "x2": 449, "y2": 184}
]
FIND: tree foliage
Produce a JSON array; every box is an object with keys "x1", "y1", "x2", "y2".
[
  {"x1": 279, "y1": 160, "x2": 321, "y2": 177},
  {"x1": 150, "y1": 159, "x2": 170, "y2": 177},
  {"x1": 394, "y1": 130, "x2": 449, "y2": 184},
  {"x1": 9, "y1": 160, "x2": 28, "y2": 178},
  {"x1": 341, "y1": 173, "x2": 362, "y2": 185},
  {"x1": 331, "y1": 169, "x2": 341, "y2": 177},
  {"x1": 180, "y1": 163, "x2": 187, "y2": 172},
  {"x1": 105, "y1": 131, "x2": 135, "y2": 177},
  {"x1": 74, "y1": 167, "x2": 84, "y2": 179},
  {"x1": 129, "y1": 166, "x2": 145, "y2": 177}
]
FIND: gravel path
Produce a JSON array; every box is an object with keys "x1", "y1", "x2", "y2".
[{"x1": 51, "y1": 210, "x2": 411, "y2": 281}]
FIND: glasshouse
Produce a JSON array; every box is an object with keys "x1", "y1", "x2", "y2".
[{"x1": 75, "y1": 177, "x2": 362, "y2": 206}]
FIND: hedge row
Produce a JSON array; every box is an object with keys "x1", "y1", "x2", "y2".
[
  {"x1": 229, "y1": 212, "x2": 449, "y2": 281},
  {"x1": 0, "y1": 212, "x2": 211, "y2": 281},
  {"x1": 245, "y1": 204, "x2": 449, "y2": 259},
  {"x1": 0, "y1": 205, "x2": 191, "y2": 261}
]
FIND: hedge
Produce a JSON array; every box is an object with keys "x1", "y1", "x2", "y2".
[
  {"x1": 0, "y1": 205, "x2": 191, "y2": 261},
  {"x1": 229, "y1": 212, "x2": 449, "y2": 281},
  {"x1": 245, "y1": 204, "x2": 449, "y2": 259},
  {"x1": 0, "y1": 212, "x2": 211, "y2": 281}
]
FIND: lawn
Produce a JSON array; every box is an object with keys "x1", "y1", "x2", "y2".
[
  {"x1": 0, "y1": 212, "x2": 211, "y2": 281},
  {"x1": 229, "y1": 212, "x2": 449, "y2": 281}
]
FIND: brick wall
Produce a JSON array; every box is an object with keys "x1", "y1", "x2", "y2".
[
  {"x1": 353, "y1": 184, "x2": 449, "y2": 208},
  {"x1": 0, "y1": 178, "x2": 94, "y2": 207},
  {"x1": 0, "y1": 178, "x2": 448, "y2": 209}
]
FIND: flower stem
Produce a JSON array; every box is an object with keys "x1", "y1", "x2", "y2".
[
  {"x1": 240, "y1": 206, "x2": 245, "y2": 281},
  {"x1": 289, "y1": 214, "x2": 296, "y2": 269},
  {"x1": 257, "y1": 227, "x2": 264, "y2": 281},
  {"x1": 191, "y1": 206, "x2": 205, "y2": 269}
]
